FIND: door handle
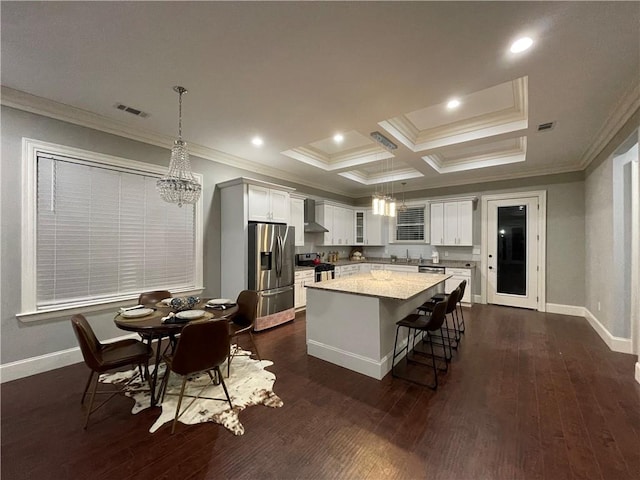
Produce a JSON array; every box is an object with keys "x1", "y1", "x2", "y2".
[{"x1": 275, "y1": 236, "x2": 281, "y2": 277}]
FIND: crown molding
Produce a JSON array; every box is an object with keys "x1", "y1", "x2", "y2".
[
  {"x1": 0, "y1": 86, "x2": 353, "y2": 198},
  {"x1": 281, "y1": 143, "x2": 393, "y2": 172},
  {"x1": 579, "y1": 81, "x2": 640, "y2": 169},
  {"x1": 423, "y1": 137, "x2": 527, "y2": 173},
  {"x1": 416, "y1": 162, "x2": 583, "y2": 191},
  {"x1": 339, "y1": 167, "x2": 424, "y2": 185}
]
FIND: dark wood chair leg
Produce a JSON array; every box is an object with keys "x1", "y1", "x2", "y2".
[
  {"x1": 248, "y1": 331, "x2": 261, "y2": 360},
  {"x1": 171, "y1": 377, "x2": 188, "y2": 435},
  {"x1": 83, "y1": 374, "x2": 100, "y2": 429},
  {"x1": 81, "y1": 370, "x2": 94, "y2": 404},
  {"x1": 216, "y1": 366, "x2": 234, "y2": 410}
]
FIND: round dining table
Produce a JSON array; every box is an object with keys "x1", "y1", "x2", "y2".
[{"x1": 114, "y1": 299, "x2": 238, "y2": 406}]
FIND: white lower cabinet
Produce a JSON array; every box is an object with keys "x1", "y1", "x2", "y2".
[
  {"x1": 359, "y1": 263, "x2": 372, "y2": 273},
  {"x1": 339, "y1": 264, "x2": 360, "y2": 278},
  {"x1": 444, "y1": 267, "x2": 472, "y2": 304},
  {"x1": 372, "y1": 264, "x2": 419, "y2": 273},
  {"x1": 295, "y1": 270, "x2": 315, "y2": 309}
]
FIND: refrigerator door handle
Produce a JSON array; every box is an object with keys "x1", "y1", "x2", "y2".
[
  {"x1": 261, "y1": 285, "x2": 293, "y2": 297},
  {"x1": 276, "y1": 235, "x2": 283, "y2": 277}
]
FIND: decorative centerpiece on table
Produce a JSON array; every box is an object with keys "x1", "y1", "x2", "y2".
[{"x1": 169, "y1": 296, "x2": 200, "y2": 312}]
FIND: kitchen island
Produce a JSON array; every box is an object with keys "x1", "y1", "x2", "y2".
[{"x1": 305, "y1": 272, "x2": 450, "y2": 380}]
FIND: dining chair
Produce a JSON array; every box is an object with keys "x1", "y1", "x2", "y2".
[
  {"x1": 138, "y1": 290, "x2": 171, "y2": 306},
  {"x1": 71, "y1": 314, "x2": 152, "y2": 429},
  {"x1": 159, "y1": 319, "x2": 233, "y2": 434},
  {"x1": 136, "y1": 290, "x2": 173, "y2": 378},
  {"x1": 392, "y1": 299, "x2": 448, "y2": 389},
  {"x1": 226, "y1": 290, "x2": 260, "y2": 377}
]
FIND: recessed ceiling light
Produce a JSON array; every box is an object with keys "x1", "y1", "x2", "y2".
[
  {"x1": 333, "y1": 133, "x2": 344, "y2": 143},
  {"x1": 251, "y1": 136, "x2": 264, "y2": 147},
  {"x1": 446, "y1": 99, "x2": 461, "y2": 110},
  {"x1": 510, "y1": 37, "x2": 533, "y2": 53}
]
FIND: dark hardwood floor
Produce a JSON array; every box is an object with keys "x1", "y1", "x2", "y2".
[{"x1": 2, "y1": 305, "x2": 639, "y2": 480}]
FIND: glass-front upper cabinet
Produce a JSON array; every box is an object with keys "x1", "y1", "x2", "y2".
[{"x1": 354, "y1": 211, "x2": 365, "y2": 244}]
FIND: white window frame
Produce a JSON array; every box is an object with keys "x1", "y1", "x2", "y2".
[
  {"x1": 389, "y1": 203, "x2": 427, "y2": 244},
  {"x1": 19, "y1": 138, "x2": 204, "y2": 321}
]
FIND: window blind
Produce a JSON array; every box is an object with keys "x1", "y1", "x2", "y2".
[
  {"x1": 36, "y1": 155, "x2": 196, "y2": 308},
  {"x1": 395, "y1": 206, "x2": 425, "y2": 241}
]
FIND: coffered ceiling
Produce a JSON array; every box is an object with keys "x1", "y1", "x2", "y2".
[{"x1": 1, "y1": 2, "x2": 638, "y2": 198}]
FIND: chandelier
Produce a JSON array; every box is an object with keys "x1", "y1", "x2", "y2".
[
  {"x1": 370, "y1": 131, "x2": 397, "y2": 217},
  {"x1": 157, "y1": 86, "x2": 202, "y2": 207}
]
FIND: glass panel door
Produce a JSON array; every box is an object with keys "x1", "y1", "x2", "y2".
[{"x1": 497, "y1": 205, "x2": 527, "y2": 295}]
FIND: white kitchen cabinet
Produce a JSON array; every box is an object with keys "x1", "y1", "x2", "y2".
[
  {"x1": 365, "y1": 210, "x2": 384, "y2": 245},
  {"x1": 341, "y1": 208, "x2": 354, "y2": 245},
  {"x1": 290, "y1": 196, "x2": 305, "y2": 246},
  {"x1": 248, "y1": 184, "x2": 290, "y2": 223},
  {"x1": 316, "y1": 203, "x2": 334, "y2": 245},
  {"x1": 430, "y1": 200, "x2": 473, "y2": 246},
  {"x1": 354, "y1": 210, "x2": 384, "y2": 245},
  {"x1": 295, "y1": 270, "x2": 315, "y2": 309},
  {"x1": 316, "y1": 202, "x2": 355, "y2": 246},
  {"x1": 444, "y1": 267, "x2": 472, "y2": 304}
]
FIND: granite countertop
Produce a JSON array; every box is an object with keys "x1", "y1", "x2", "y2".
[
  {"x1": 329, "y1": 258, "x2": 476, "y2": 269},
  {"x1": 305, "y1": 272, "x2": 451, "y2": 300}
]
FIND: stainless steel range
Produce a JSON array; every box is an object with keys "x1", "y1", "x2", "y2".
[{"x1": 296, "y1": 253, "x2": 336, "y2": 282}]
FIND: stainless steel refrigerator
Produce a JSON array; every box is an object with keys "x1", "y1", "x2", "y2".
[{"x1": 248, "y1": 223, "x2": 295, "y2": 329}]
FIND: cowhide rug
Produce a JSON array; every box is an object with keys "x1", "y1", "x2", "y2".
[{"x1": 100, "y1": 347, "x2": 283, "y2": 435}]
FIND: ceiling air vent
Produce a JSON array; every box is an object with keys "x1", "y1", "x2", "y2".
[
  {"x1": 115, "y1": 103, "x2": 149, "y2": 118},
  {"x1": 537, "y1": 121, "x2": 555, "y2": 132}
]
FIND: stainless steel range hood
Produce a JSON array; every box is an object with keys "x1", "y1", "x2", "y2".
[{"x1": 303, "y1": 198, "x2": 329, "y2": 233}]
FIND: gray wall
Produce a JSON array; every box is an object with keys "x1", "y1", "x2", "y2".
[
  {"x1": 356, "y1": 173, "x2": 586, "y2": 306},
  {"x1": 0, "y1": 106, "x2": 348, "y2": 365},
  {"x1": 583, "y1": 110, "x2": 639, "y2": 339},
  {"x1": 585, "y1": 136, "x2": 638, "y2": 338}
]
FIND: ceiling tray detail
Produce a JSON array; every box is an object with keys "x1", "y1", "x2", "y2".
[
  {"x1": 282, "y1": 130, "x2": 394, "y2": 172},
  {"x1": 423, "y1": 137, "x2": 527, "y2": 174},
  {"x1": 379, "y1": 77, "x2": 528, "y2": 153}
]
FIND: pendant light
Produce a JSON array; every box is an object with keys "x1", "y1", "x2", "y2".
[
  {"x1": 398, "y1": 182, "x2": 408, "y2": 213},
  {"x1": 370, "y1": 131, "x2": 397, "y2": 217},
  {"x1": 157, "y1": 86, "x2": 202, "y2": 207}
]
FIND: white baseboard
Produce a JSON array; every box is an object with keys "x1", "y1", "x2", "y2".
[
  {"x1": 546, "y1": 303, "x2": 585, "y2": 317},
  {"x1": 0, "y1": 332, "x2": 139, "y2": 384},
  {"x1": 307, "y1": 339, "x2": 392, "y2": 380},
  {"x1": 583, "y1": 309, "x2": 634, "y2": 354},
  {"x1": 636, "y1": 362, "x2": 640, "y2": 384},
  {"x1": 473, "y1": 294, "x2": 482, "y2": 304}
]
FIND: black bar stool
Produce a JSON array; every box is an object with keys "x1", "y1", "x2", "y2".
[
  {"x1": 392, "y1": 299, "x2": 448, "y2": 389},
  {"x1": 417, "y1": 286, "x2": 461, "y2": 356},
  {"x1": 427, "y1": 279, "x2": 467, "y2": 335}
]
